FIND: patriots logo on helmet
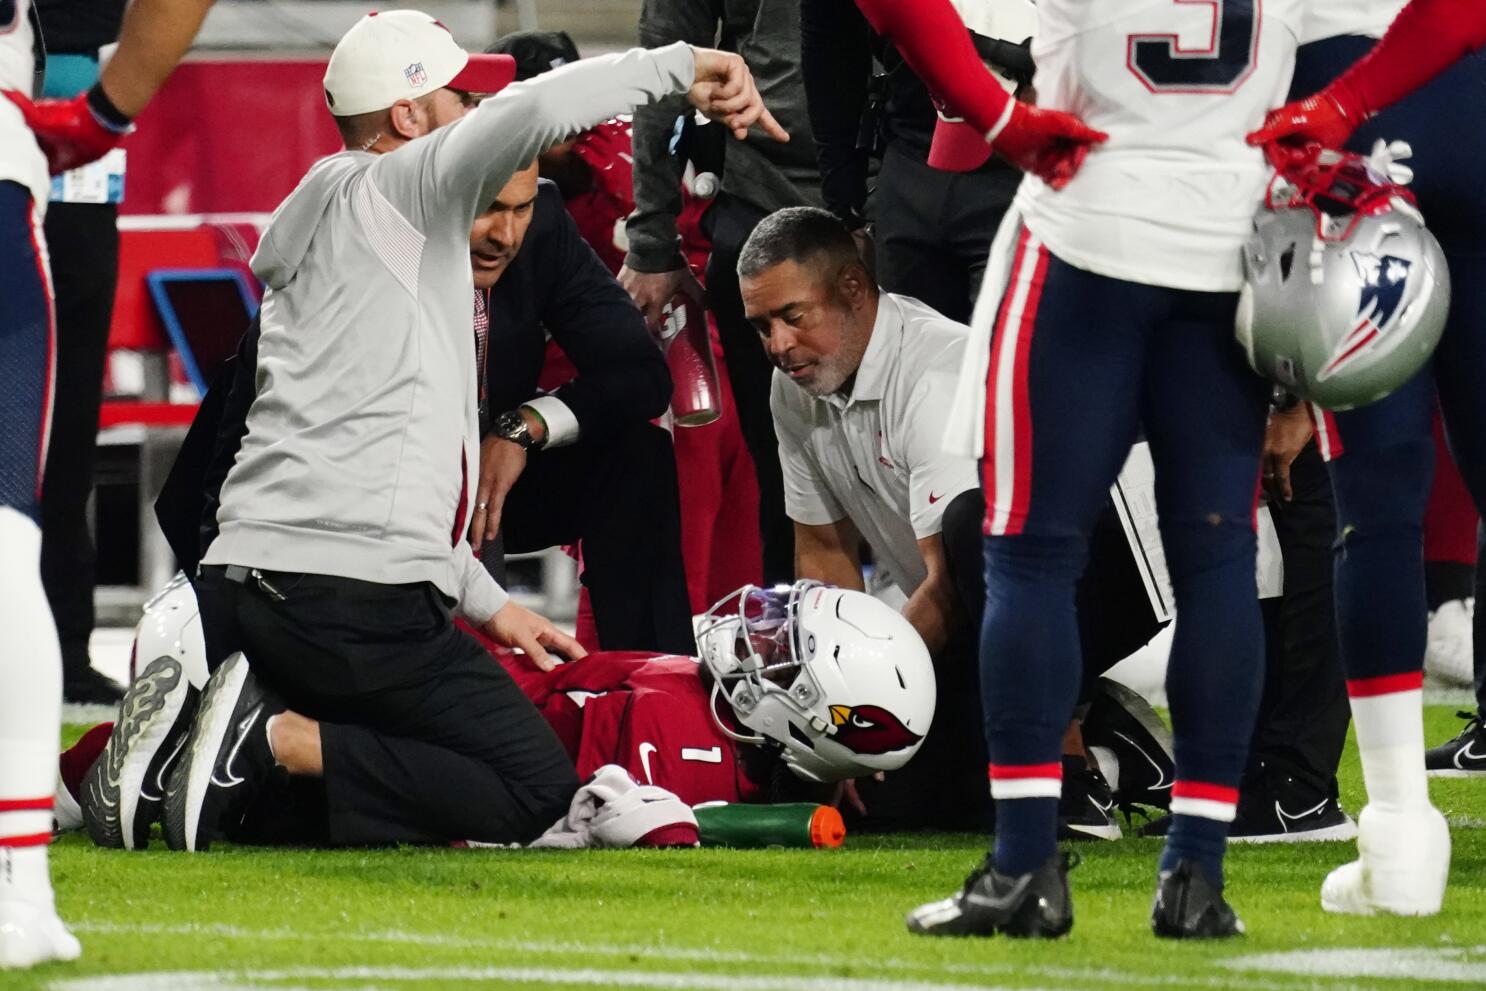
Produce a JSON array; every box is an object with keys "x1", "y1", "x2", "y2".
[
  {"x1": 1318, "y1": 252, "x2": 1412, "y2": 380},
  {"x1": 828, "y1": 704, "x2": 922, "y2": 755},
  {"x1": 405, "y1": 62, "x2": 428, "y2": 87}
]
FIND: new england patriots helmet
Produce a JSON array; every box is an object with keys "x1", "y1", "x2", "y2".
[
  {"x1": 697, "y1": 580, "x2": 936, "y2": 783},
  {"x1": 1237, "y1": 145, "x2": 1450, "y2": 411}
]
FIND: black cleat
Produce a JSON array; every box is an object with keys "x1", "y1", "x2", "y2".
[
  {"x1": 81, "y1": 656, "x2": 198, "y2": 850},
  {"x1": 906, "y1": 851, "x2": 1077, "y2": 939},
  {"x1": 64, "y1": 665, "x2": 126, "y2": 706},
  {"x1": 163, "y1": 652, "x2": 283, "y2": 852},
  {"x1": 1058, "y1": 757, "x2": 1122, "y2": 841},
  {"x1": 1425, "y1": 711, "x2": 1486, "y2": 778},
  {"x1": 1083, "y1": 677, "x2": 1174, "y2": 809},
  {"x1": 1151, "y1": 859, "x2": 1245, "y2": 939}
]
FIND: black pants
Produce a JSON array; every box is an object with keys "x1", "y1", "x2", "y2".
[
  {"x1": 39, "y1": 202, "x2": 118, "y2": 689},
  {"x1": 1249, "y1": 442, "x2": 1350, "y2": 794},
  {"x1": 704, "y1": 194, "x2": 793, "y2": 585},
  {"x1": 872, "y1": 144, "x2": 1020, "y2": 325},
  {"x1": 845, "y1": 488, "x2": 1165, "y2": 831},
  {"x1": 197, "y1": 565, "x2": 579, "y2": 846},
  {"x1": 488, "y1": 421, "x2": 693, "y2": 656}
]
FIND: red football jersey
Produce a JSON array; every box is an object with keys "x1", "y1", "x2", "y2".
[{"x1": 492, "y1": 645, "x2": 768, "y2": 807}]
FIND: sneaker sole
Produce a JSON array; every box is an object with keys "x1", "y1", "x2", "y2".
[
  {"x1": 1229, "y1": 818, "x2": 1359, "y2": 844},
  {"x1": 81, "y1": 656, "x2": 190, "y2": 850},
  {"x1": 1061, "y1": 821, "x2": 1123, "y2": 841},
  {"x1": 165, "y1": 653, "x2": 251, "y2": 853}
]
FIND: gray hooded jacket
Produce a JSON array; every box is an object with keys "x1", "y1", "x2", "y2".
[{"x1": 203, "y1": 43, "x2": 696, "y2": 625}]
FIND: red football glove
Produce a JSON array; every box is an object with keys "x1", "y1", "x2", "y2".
[
  {"x1": 2, "y1": 90, "x2": 131, "y2": 176},
  {"x1": 1246, "y1": 80, "x2": 1368, "y2": 170},
  {"x1": 991, "y1": 100, "x2": 1108, "y2": 190}
]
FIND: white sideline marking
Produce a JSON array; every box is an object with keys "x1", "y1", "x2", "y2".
[
  {"x1": 49, "y1": 966, "x2": 1051, "y2": 991},
  {"x1": 65, "y1": 923, "x2": 1302, "y2": 990},
  {"x1": 1225, "y1": 947, "x2": 1486, "y2": 983}
]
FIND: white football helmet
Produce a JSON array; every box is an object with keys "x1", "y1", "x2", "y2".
[
  {"x1": 697, "y1": 581, "x2": 936, "y2": 783},
  {"x1": 133, "y1": 572, "x2": 209, "y2": 689}
]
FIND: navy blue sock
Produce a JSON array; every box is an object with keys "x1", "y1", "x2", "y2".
[
  {"x1": 1160, "y1": 814, "x2": 1229, "y2": 888},
  {"x1": 993, "y1": 797, "x2": 1059, "y2": 876}
]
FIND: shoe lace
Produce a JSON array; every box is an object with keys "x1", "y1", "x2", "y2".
[{"x1": 1455, "y1": 710, "x2": 1483, "y2": 738}]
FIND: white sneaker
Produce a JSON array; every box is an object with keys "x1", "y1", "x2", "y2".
[
  {"x1": 1424, "y1": 598, "x2": 1474, "y2": 688},
  {"x1": 0, "y1": 898, "x2": 82, "y2": 969},
  {"x1": 1320, "y1": 803, "x2": 1450, "y2": 916}
]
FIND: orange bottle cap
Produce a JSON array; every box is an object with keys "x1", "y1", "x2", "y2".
[{"x1": 809, "y1": 805, "x2": 846, "y2": 848}]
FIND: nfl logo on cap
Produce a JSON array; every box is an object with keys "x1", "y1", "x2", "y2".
[{"x1": 405, "y1": 62, "x2": 428, "y2": 87}]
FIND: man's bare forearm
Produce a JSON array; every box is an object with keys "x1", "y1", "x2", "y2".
[{"x1": 99, "y1": 0, "x2": 217, "y2": 117}]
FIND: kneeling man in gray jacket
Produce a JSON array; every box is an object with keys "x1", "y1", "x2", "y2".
[{"x1": 85, "y1": 9, "x2": 787, "y2": 853}]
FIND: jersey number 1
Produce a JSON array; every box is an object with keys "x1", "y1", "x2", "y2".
[{"x1": 1128, "y1": 0, "x2": 1259, "y2": 93}]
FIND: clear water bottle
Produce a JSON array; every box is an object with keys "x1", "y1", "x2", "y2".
[{"x1": 658, "y1": 293, "x2": 721, "y2": 427}]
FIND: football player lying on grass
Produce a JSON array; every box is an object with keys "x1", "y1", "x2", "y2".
[
  {"x1": 57, "y1": 580, "x2": 937, "y2": 840},
  {"x1": 60, "y1": 577, "x2": 1176, "y2": 841}
]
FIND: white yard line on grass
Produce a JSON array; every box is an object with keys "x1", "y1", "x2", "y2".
[
  {"x1": 1225, "y1": 947, "x2": 1486, "y2": 984},
  {"x1": 49, "y1": 966, "x2": 1057, "y2": 991},
  {"x1": 64, "y1": 922, "x2": 1311, "y2": 991}
]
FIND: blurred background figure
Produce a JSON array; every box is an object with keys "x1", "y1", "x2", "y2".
[
  {"x1": 35, "y1": 0, "x2": 129, "y2": 704},
  {"x1": 620, "y1": 0, "x2": 822, "y2": 587},
  {"x1": 488, "y1": 30, "x2": 763, "y2": 623}
]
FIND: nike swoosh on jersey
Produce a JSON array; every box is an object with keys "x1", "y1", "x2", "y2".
[
  {"x1": 928, "y1": 492, "x2": 944, "y2": 504},
  {"x1": 638, "y1": 742, "x2": 658, "y2": 784}
]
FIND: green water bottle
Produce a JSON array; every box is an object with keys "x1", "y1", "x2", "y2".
[{"x1": 692, "y1": 802, "x2": 846, "y2": 849}]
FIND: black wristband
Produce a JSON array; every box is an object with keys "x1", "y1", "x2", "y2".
[{"x1": 86, "y1": 82, "x2": 132, "y2": 133}]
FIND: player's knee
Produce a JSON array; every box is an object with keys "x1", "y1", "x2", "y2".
[
  {"x1": 982, "y1": 532, "x2": 1088, "y2": 588},
  {"x1": 1331, "y1": 438, "x2": 1433, "y2": 548}
]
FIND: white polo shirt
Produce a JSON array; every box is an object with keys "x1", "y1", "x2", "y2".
[{"x1": 770, "y1": 293, "x2": 980, "y2": 595}]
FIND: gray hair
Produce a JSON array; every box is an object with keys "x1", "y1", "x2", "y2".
[{"x1": 736, "y1": 206, "x2": 862, "y2": 283}]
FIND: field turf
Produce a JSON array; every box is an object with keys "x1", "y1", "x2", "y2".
[{"x1": 5, "y1": 706, "x2": 1484, "y2": 991}]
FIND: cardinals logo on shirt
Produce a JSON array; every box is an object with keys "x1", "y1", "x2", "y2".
[
  {"x1": 828, "y1": 704, "x2": 922, "y2": 755},
  {"x1": 1318, "y1": 252, "x2": 1412, "y2": 380}
]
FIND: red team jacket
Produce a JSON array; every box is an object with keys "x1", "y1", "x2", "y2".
[{"x1": 487, "y1": 642, "x2": 769, "y2": 807}]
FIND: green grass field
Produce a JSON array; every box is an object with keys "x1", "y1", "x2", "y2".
[{"x1": 5, "y1": 707, "x2": 1485, "y2": 991}]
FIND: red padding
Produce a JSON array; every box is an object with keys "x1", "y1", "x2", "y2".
[{"x1": 99, "y1": 401, "x2": 200, "y2": 429}]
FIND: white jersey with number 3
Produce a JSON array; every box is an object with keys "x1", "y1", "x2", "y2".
[
  {"x1": 1015, "y1": 0, "x2": 1305, "y2": 292},
  {"x1": 0, "y1": 0, "x2": 48, "y2": 209}
]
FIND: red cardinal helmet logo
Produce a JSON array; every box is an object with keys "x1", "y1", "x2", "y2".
[{"x1": 828, "y1": 704, "x2": 921, "y2": 755}]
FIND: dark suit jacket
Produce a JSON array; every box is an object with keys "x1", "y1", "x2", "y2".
[{"x1": 484, "y1": 180, "x2": 671, "y2": 442}]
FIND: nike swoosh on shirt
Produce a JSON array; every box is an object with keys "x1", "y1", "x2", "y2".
[
  {"x1": 928, "y1": 492, "x2": 944, "y2": 505},
  {"x1": 638, "y1": 742, "x2": 658, "y2": 785}
]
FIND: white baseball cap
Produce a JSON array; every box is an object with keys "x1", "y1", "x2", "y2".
[{"x1": 324, "y1": 10, "x2": 516, "y2": 117}]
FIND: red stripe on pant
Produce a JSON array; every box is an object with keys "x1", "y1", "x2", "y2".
[
  {"x1": 1346, "y1": 670, "x2": 1424, "y2": 697},
  {"x1": 26, "y1": 202, "x2": 56, "y2": 498},
  {"x1": 987, "y1": 762, "x2": 1063, "y2": 781},
  {"x1": 1306, "y1": 402, "x2": 1343, "y2": 461},
  {"x1": 981, "y1": 229, "x2": 1050, "y2": 537}
]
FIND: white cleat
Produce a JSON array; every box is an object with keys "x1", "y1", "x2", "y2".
[
  {"x1": 0, "y1": 899, "x2": 82, "y2": 969},
  {"x1": 1320, "y1": 803, "x2": 1450, "y2": 916}
]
